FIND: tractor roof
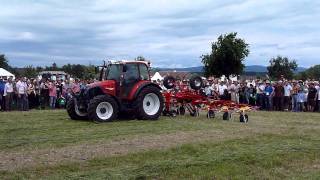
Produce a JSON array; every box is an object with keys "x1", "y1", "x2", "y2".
[{"x1": 108, "y1": 60, "x2": 150, "y2": 67}]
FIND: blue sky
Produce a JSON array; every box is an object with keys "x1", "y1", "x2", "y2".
[{"x1": 0, "y1": 0, "x2": 319, "y2": 68}]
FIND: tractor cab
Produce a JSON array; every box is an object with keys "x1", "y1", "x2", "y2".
[{"x1": 99, "y1": 61, "x2": 151, "y2": 99}]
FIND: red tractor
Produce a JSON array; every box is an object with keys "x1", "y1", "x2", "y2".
[{"x1": 67, "y1": 60, "x2": 164, "y2": 122}]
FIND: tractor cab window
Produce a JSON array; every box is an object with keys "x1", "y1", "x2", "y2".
[
  {"x1": 123, "y1": 63, "x2": 139, "y2": 83},
  {"x1": 139, "y1": 64, "x2": 149, "y2": 80},
  {"x1": 106, "y1": 64, "x2": 122, "y2": 81}
]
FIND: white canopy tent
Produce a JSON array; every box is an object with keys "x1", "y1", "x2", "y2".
[
  {"x1": 151, "y1": 72, "x2": 164, "y2": 81},
  {"x1": 0, "y1": 68, "x2": 15, "y2": 80}
]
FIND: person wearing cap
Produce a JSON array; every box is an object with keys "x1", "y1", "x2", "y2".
[{"x1": 264, "y1": 81, "x2": 273, "y2": 111}]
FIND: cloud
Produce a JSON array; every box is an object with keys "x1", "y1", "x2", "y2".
[{"x1": 0, "y1": 0, "x2": 319, "y2": 67}]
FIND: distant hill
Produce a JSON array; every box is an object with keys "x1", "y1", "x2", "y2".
[{"x1": 157, "y1": 65, "x2": 307, "y2": 73}]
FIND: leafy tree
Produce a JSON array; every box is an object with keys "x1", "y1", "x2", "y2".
[
  {"x1": 201, "y1": 32, "x2": 249, "y2": 77},
  {"x1": 297, "y1": 64, "x2": 320, "y2": 80},
  {"x1": 0, "y1": 54, "x2": 10, "y2": 69},
  {"x1": 267, "y1": 56, "x2": 298, "y2": 79},
  {"x1": 22, "y1": 65, "x2": 38, "y2": 78},
  {"x1": 135, "y1": 56, "x2": 146, "y2": 61}
]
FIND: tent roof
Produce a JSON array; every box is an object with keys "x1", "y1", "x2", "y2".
[
  {"x1": 151, "y1": 72, "x2": 163, "y2": 81},
  {"x1": 0, "y1": 68, "x2": 15, "y2": 77}
]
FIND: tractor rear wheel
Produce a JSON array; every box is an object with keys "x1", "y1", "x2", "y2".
[
  {"x1": 135, "y1": 86, "x2": 164, "y2": 120},
  {"x1": 163, "y1": 76, "x2": 175, "y2": 89},
  {"x1": 189, "y1": 76, "x2": 203, "y2": 90},
  {"x1": 88, "y1": 95, "x2": 118, "y2": 122},
  {"x1": 66, "y1": 98, "x2": 88, "y2": 120}
]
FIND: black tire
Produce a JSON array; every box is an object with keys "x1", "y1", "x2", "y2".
[
  {"x1": 163, "y1": 76, "x2": 175, "y2": 89},
  {"x1": 66, "y1": 99, "x2": 88, "y2": 120},
  {"x1": 179, "y1": 106, "x2": 186, "y2": 115},
  {"x1": 207, "y1": 110, "x2": 215, "y2": 119},
  {"x1": 240, "y1": 114, "x2": 249, "y2": 123},
  {"x1": 88, "y1": 95, "x2": 118, "y2": 122},
  {"x1": 134, "y1": 86, "x2": 164, "y2": 120},
  {"x1": 189, "y1": 76, "x2": 203, "y2": 90},
  {"x1": 223, "y1": 112, "x2": 231, "y2": 120}
]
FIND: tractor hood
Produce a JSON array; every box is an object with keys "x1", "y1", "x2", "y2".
[{"x1": 87, "y1": 80, "x2": 117, "y2": 96}]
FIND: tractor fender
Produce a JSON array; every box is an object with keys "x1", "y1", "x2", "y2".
[
  {"x1": 86, "y1": 86, "x2": 121, "y2": 108},
  {"x1": 129, "y1": 81, "x2": 162, "y2": 100}
]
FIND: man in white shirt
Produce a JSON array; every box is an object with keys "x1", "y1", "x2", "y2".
[
  {"x1": 16, "y1": 77, "x2": 28, "y2": 111},
  {"x1": 256, "y1": 81, "x2": 266, "y2": 109},
  {"x1": 283, "y1": 81, "x2": 292, "y2": 111},
  {"x1": 218, "y1": 81, "x2": 228, "y2": 99},
  {"x1": 4, "y1": 78, "x2": 14, "y2": 111}
]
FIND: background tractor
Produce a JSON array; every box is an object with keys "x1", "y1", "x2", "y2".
[{"x1": 67, "y1": 60, "x2": 164, "y2": 122}]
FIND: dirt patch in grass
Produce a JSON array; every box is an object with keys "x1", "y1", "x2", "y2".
[{"x1": 0, "y1": 125, "x2": 284, "y2": 172}]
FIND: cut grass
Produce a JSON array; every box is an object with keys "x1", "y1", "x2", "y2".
[{"x1": 0, "y1": 110, "x2": 320, "y2": 179}]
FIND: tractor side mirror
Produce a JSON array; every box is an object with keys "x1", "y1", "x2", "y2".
[{"x1": 95, "y1": 67, "x2": 99, "y2": 74}]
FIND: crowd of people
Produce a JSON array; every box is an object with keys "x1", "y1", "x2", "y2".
[
  {"x1": 1, "y1": 76, "x2": 320, "y2": 113},
  {"x1": 188, "y1": 78, "x2": 320, "y2": 112},
  {"x1": 0, "y1": 77, "x2": 93, "y2": 111}
]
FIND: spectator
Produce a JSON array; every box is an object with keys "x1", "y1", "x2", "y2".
[
  {"x1": 48, "y1": 80, "x2": 57, "y2": 109},
  {"x1": 0, "y1": 78, "x2": 5, "y2": 111},
  {"x1": 39, "y1": 79, "x2": 49, "y2": 109},
  {"x1": 218, "y1": 81, "x2": 228, "y2": 100},
  {"x1": 273, "y1": 81, "x2": 285, "y2": 111},
  {"x1": 16, "y1": 77, "x2": 28, "y2": 111},
  {"x1": 27, "y1": 79, "x2": 38, "y2": 109},
  {"x1": 307, "y1": 82, "x2": 317, "y2": 112},
  {"x1": 291, "y1": 81, "x2": 300, "y2": 112},
  {"x1": 4, "y1": 78, "x2": 14, "y2": 111},
  {"x1": 264, "y1": 81, "x2": 273, "y2": 111},
  {"x1": 283, "y1": 81, "x2": 292, "y2": 111},
  {"x1": 72, "y1": 79, "x2": 81, "y2": 94},
  {"x1": 204, "y1": 83, "x2": 213, "y2": 96},
  {"x1": 256, "y1": 81, "x2": 265, "y2": 109}
]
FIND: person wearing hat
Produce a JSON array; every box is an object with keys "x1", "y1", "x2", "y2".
[{"x1": 264, "y1": 81, "x2": 273, "y2": 111}]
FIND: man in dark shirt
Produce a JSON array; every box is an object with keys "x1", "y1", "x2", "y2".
[
  {"x1": 273, "y1": 81, "x2": 285, "y2": 111},
  {"x1": 307, "y1": 82, "x2": 317, "y2": 112}
]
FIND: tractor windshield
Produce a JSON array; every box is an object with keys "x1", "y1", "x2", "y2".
[{"x1": 106, "y1": 64, "x2": 122, "y2": 81}]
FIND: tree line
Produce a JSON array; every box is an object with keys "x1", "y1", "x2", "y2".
[{"x1": 0, "y1": 55, "x2": 96, "y2": 79}]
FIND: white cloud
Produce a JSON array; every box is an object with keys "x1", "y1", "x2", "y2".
[{"x1": 0, "y1": 0, "x2": 319, "y2": 67}]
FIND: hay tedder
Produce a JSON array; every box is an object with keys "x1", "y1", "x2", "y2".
[{"x1": 161, "y1": 75, "x2": 256, "y2": 122}]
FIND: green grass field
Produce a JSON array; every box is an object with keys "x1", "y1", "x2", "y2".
[{"x1": 0, "y1": 110, "x2": 319, "y2": 179}]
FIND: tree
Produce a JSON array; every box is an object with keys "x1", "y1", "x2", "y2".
[
  {"x1": 0, "y1": 54, "x2": 10, "y2": 69},
  {"x1": 267, "y1": 56, "x2": 298, "y2": 79},
  {"x1": 22, "y1": 65, "x2": 38, "y2": 78},
  {"x1": 297, "y1": 64, "x2": 320, "y2": 80},
  {"x1": 201, "y1": 32, "x2": 249, "y2": 77},
  {"x1": 135, "y1": 56, "x2": 146, "y2": 61}
]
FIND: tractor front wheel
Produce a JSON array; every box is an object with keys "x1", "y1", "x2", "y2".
[
  {"x1": 66, "y1": 98, "x2": 88, "y2": 120},
  {"x1": 135, "y1": 86, "x2": 164, "y2": 120},
  {"x1": 88, "y1": 95, "x2": 118, "y2": 122}
]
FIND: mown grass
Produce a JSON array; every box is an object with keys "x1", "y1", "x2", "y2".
[{"x1": 0, "y1": 110, "x2": 320, "y2": 179}]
